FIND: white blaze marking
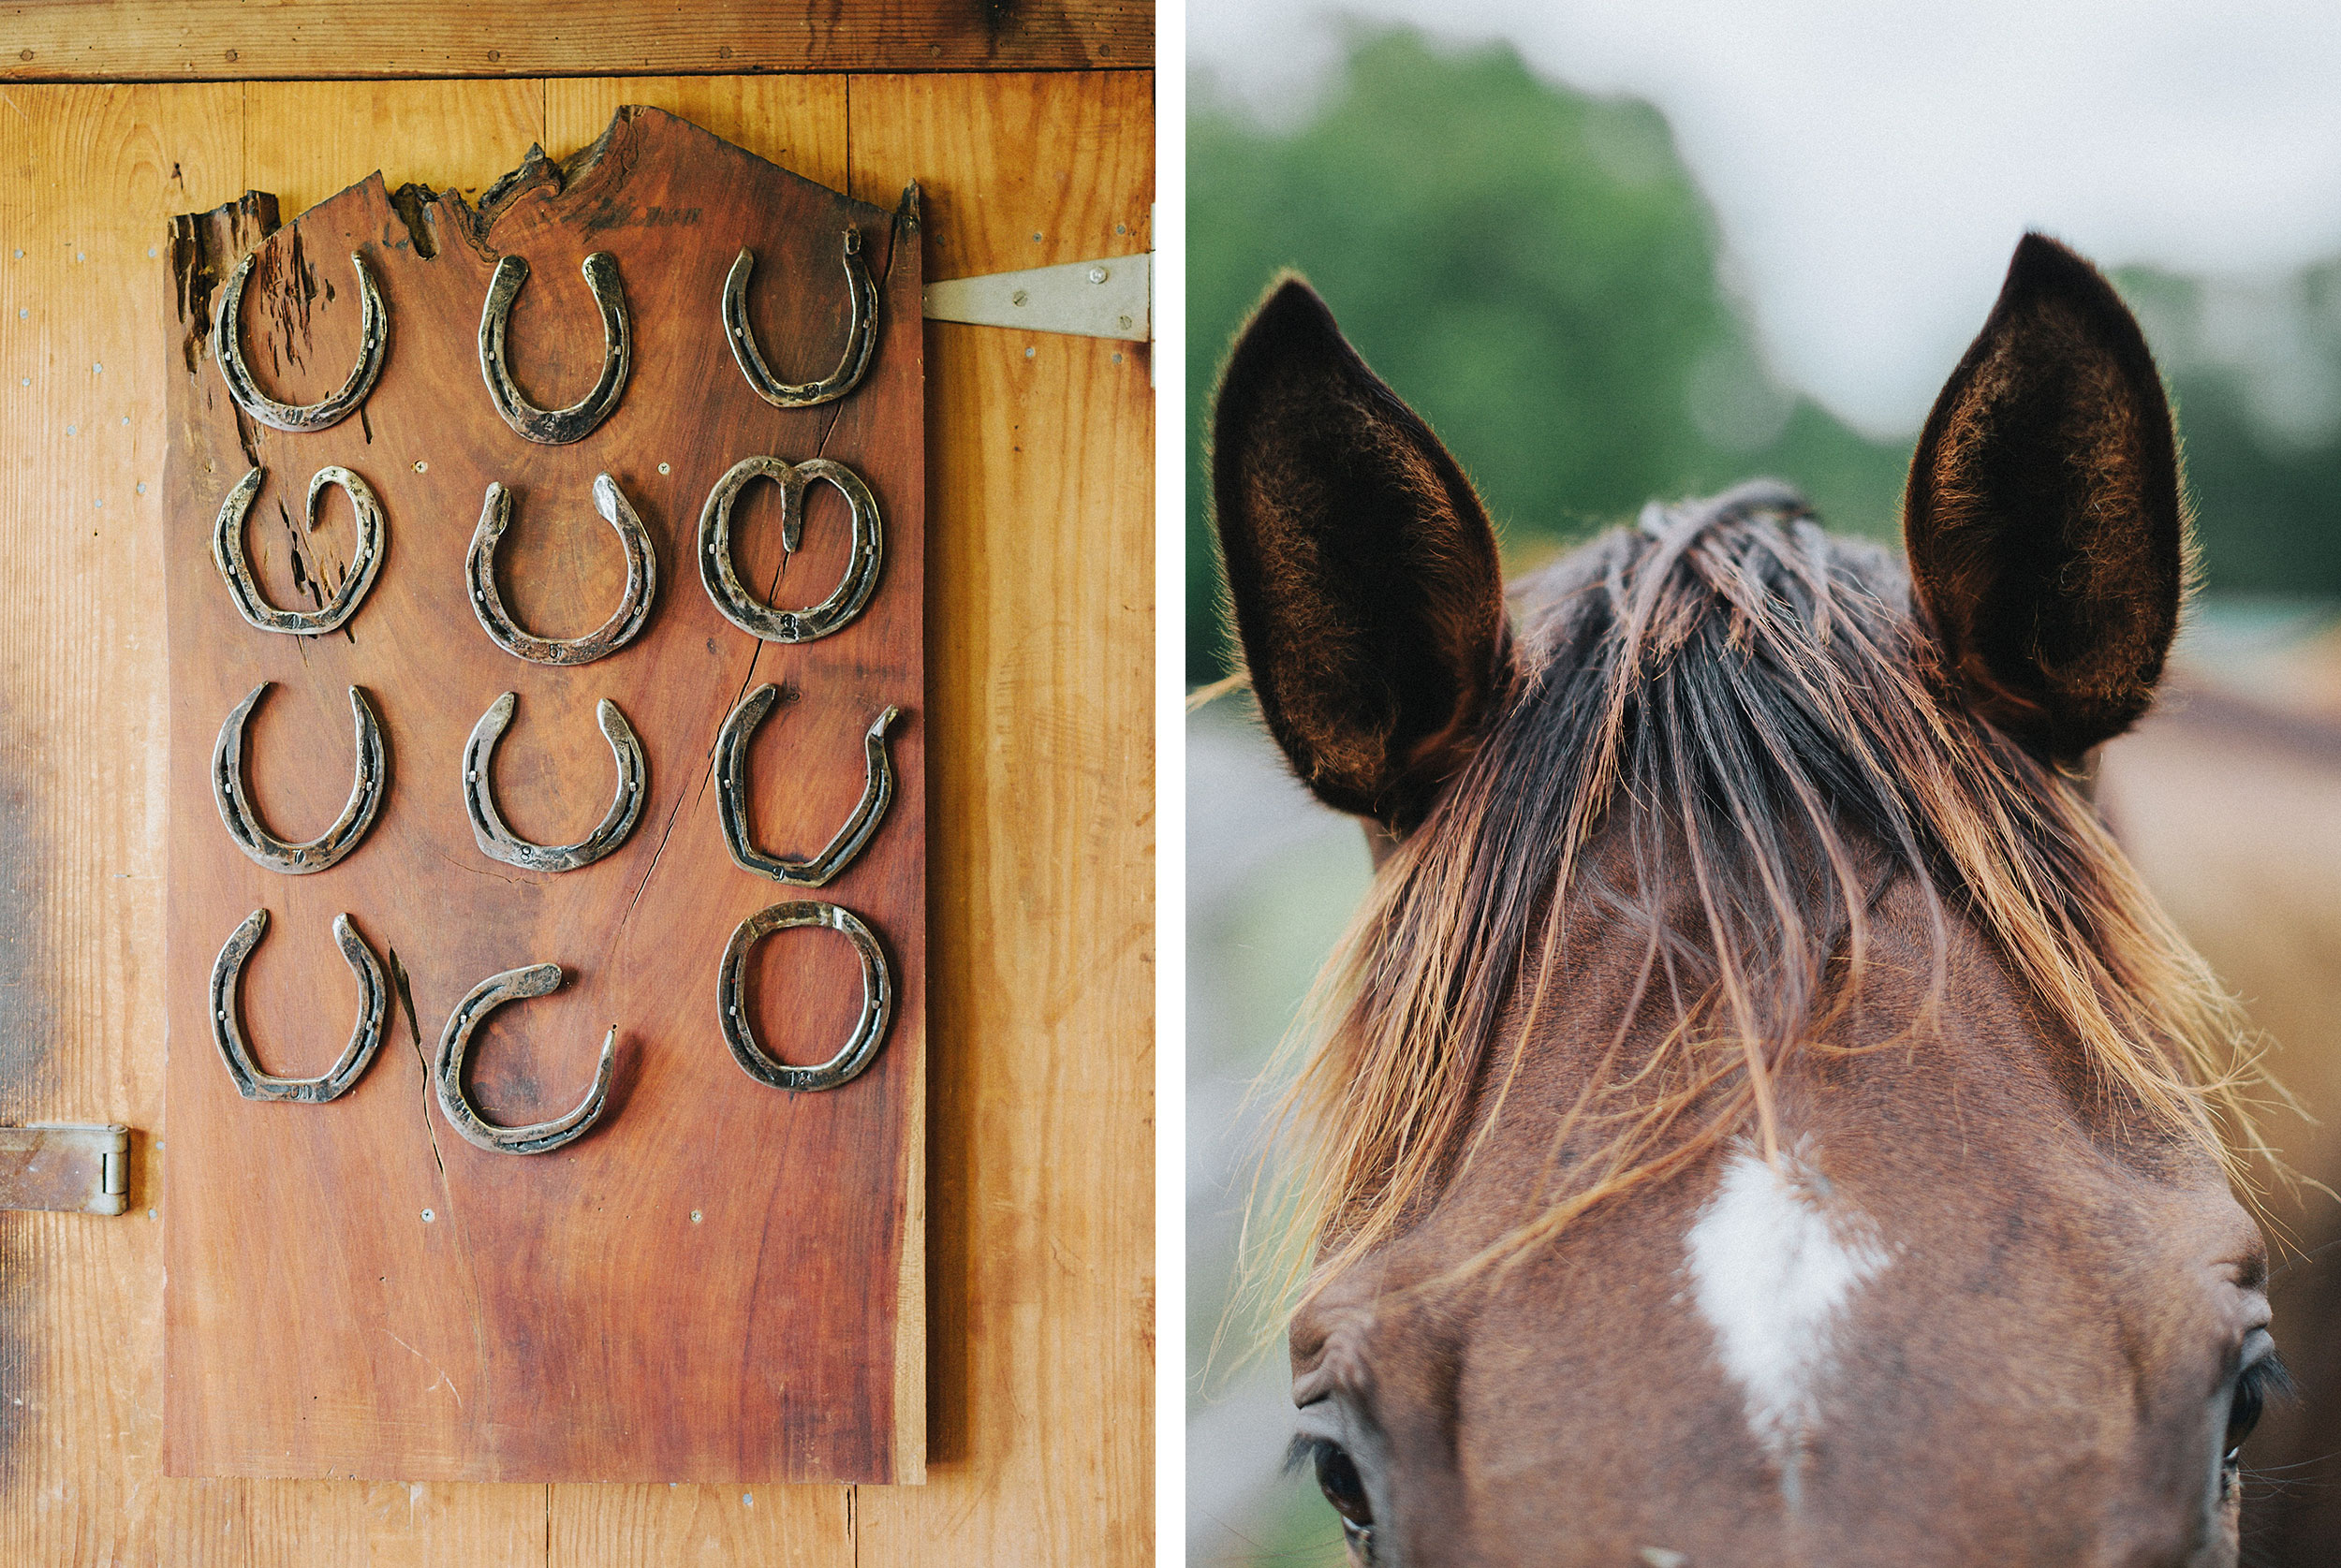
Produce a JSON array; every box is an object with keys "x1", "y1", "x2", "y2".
[{"x1": 1685, "y1": 1140, "x2": 1891, "y2": 1473}]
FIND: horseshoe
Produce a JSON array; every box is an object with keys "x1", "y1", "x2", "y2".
[
  {"x1": 714, "y1": 686, "x2": 901, "y2": 887},
  {"x1": 717, "y1": 901, "x2": 895, "y2": 1092},
  {"x1": 478, "y1": 252, "x2": 631, "y2": 445},
  {"x1": 698, "y1": 455, "x2": 884, "y2": 643},
  {"x1": 212, "y1": 464, "x2": 386, "y2": 636},
  {"x1": 208, "y1": 908, "x2": 388, "y2": 1103},
  {"x1": 466, "y1": 474, "x2": 657, "y2": 666},
  {"x1": 213, "y1": 682, "x2": 387, "y2": 875},
  {"x1": 213, "y1": 249, "x2": 387, "y2": 433},
  {"x1": 462, "y1": 693, "x2": 645, "y2": 872},
  {"x1": 433, "y1": 962, "x2": 615, "y2": 1155},
  {"x1": 722, "y1": 231, "x2": 878, "y2": 409}
]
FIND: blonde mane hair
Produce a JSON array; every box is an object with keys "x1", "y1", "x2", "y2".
[{"x1": 1251, "y1": 486, "x2": 2281, "y2": 1322}]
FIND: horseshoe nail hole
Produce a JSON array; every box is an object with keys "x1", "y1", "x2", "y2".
[{"x1": 420, "y1": 1209, "x2": 435, "y2": 1223}]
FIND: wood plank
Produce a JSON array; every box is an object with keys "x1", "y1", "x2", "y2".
[
  {"x1": 237, "y1": 78, "x2": 546, "y2": 221},
  {"x1": 0, "y1": 2, "x2": 1151, "y2": 81},
  {"x1": 0, "y1": 78, "x2": 243, "y2": 1568},
  {"x1": 164, "y1": 103, "x2": 927, "y2": 1484},
  {"x1": 844, "y1": 71, "x2": 1156, "y2": 1567}
]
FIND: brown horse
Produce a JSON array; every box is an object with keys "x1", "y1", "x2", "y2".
[{"x1": 1209, "y1": 236, "x2": 2288, "y2": 1567}]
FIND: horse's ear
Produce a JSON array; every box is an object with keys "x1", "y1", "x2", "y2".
[
  {"x1": 1211, "y1": 276, "x2": 1512, "y2": 830},
  {"x1": 1904, "y1": 232, "x2": 2185, "y2": 761}
]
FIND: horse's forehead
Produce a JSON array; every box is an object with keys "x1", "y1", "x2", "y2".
[{"x1": 1288, "y1": 876, "x2": 2260, "y2": 1560}]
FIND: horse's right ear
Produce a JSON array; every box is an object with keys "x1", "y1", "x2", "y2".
[{"x1": 1211, "y1": 276, "x2": 1512, "y2": 831}]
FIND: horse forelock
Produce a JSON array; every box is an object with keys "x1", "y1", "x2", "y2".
[{"x1": 1259, "y1": 486, "x2": 2276, "y2": 1320}]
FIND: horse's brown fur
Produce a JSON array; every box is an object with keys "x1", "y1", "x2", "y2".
[{"x1": 1213, "y1": 238, "x2": 2283, "y2": 1565}]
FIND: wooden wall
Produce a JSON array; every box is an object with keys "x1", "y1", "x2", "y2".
[{"x1": 0, "y1": 52, "x2": 1153, "y2": 1567}]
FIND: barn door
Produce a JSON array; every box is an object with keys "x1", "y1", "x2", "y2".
[{"x1": 0, "y1": 66, "x2": 1150, "y2": 1567}]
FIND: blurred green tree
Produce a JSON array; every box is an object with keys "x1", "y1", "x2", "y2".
[{"x1": 1186, "y1": 29, "x2": 1913, "y2": 682}]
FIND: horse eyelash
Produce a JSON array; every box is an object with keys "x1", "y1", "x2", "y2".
[
  {"x1": 1285, "y1": 1433, "x2": 1338, "y2": 1478},
  {"x1": 2241, "y1": 1350, "x2": 2295, "y2": 1407}
]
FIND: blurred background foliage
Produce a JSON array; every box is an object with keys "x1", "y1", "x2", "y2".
[{"x1": 1185, "y1": 26, "x2": 2341, "y2": 683}]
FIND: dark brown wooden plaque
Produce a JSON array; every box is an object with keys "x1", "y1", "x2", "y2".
[{"x1": 160, "y1": 106, "x2": 924, "y2": 1484}]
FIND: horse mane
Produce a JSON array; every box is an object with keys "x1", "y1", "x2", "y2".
[{"x1": 1256, "y1": 481, "x2": 2280, "y2": 1314}]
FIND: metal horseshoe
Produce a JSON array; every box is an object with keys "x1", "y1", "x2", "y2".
[
  {"x1": 213, "y1": 249, "x2": 387, "y2": 432},
  {"x1": 717, "y1": 901, "x2": 895, "y2": 1092},
  {"x1": 478, "y1": 252, "x2": 631, "y2": 445},
  {"x1": 698, "y1": 455, "x2": 884, "y2": 642},
  {"x1": 723, "y1": 231, "x2": 878, "y2": 409},
  {"x1": 462, "y1": 693, "x2": 646, "y2": 872},
  {"x1": 433, "y1": 962, "x2": 615, "y2": 1154},
  {"x1": 213, "y1": 682, "x2": 387, "y2": 875},
  {"x1": 467, "y1": 474, "x2": 657, "y2": 666},
  {"x1": 714, "y1": 686, "x2": 901, "y2": 887},
  {"x1": 212, "y1": 464, "x2": 386, "y2": 636},
  {"x1": 208, "y1": 908, "x2": 388, "y2": 1103}
]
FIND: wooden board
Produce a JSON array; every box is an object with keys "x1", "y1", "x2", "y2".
[
  {"x1": 0, "y1": 1, "x2": 1151, "y2": 81},
  {"x1": 0, "y1": 69, "x2": 1149, "y2": 1563},
  {"x1": 161, "y1": 104, "x2": 926, "y2": 1484}
]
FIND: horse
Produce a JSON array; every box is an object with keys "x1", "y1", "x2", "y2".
[{"x1": 1208, "y1": 234, "x2": 2287, "y2": 1567}]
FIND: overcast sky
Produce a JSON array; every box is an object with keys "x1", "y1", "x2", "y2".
[{"x1": 1187, "y1": 0, "x2": 2341, "y2": 435}]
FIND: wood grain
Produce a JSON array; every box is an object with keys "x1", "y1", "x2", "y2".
[
  {"x1": 847, "y1": 70, "x2": 1155, "y2": 1565},
  {"x1": 165, "y1": 104, "x2": 928, "y2": 1484},
  {"x1": 1, "y1": 1, "x2": 1152, "y2": 81},
  {"x1": 0, "y1": 67, "x2": 1149, "y2": 1565}
]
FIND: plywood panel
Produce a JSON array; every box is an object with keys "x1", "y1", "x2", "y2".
[
  {"x1": 0, "y1": 66, "x2": 1151, "y2": 1565},
  {"x1": 1, "y1": 2, "x2": 1150, "y2": 81}
]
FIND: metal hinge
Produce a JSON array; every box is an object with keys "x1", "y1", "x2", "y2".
[
  {"x1": 0, "y1": 1123, "x2": 130, "y2": 1215},
  {"x1": 922, "y1": 252, "x2": 1153, "y2": 343}
]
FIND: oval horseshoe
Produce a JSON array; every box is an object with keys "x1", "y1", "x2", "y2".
[
  {"x1": 433, "y1": 962, "x2": 615, "y2": 1155},
  {"x1": 478, "y1": 252, "x2": 631, "y2": 445},
  {"x1": 213, "y1": 464, "x2": 387, "y2": 636},
  {"x1": 467, "y1": 474, "x2": 657, "y2": 666},
  {"x1": 463, "y1": 693, "x2": 645, "y2": 872},
  {"x1": 718, "y1": 901, "x2": 895, "y2": 1092},
  {"x1": 698, "y1": 456, "x2": 884, "y2": 643},
  {"x1": 208, "y1": 908, "x2": 389, "y2": 1103},
  {"x1": 213, "y1": 249, "x2": 387, "y2": 432},
  {"x1": 714, "y1": 685, "x2": 901, "y2": 887},
  {"x1": 213, "y1": 682, "x2": 387, "y2": 875},
  {"x1": 723, "y1": 231, "x2": 878, "y2": 409}
]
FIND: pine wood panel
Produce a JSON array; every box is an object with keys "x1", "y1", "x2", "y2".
[
  {"x1": 1, "y1": 2, "x2": 1151, "y2": 81},
  {"x1": 0, "y1": 66, "x2": 1150, "y2": 1564},
  {"x1": 847, "y1": 71, "x2": 1156, "y2": 1567}
]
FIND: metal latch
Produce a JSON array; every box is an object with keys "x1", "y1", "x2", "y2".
[
  {"x1": 0, "y1": 1123, "x2": 130, "y2": 1215},
  {"x1": 922, "y1": 252, "x2": 1152, "y2": 343}
]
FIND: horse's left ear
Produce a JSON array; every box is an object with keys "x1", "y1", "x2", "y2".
[
  {"x1": 1904, "y1": 232, "x2": 2185, "y2": 762},
  {"x1": 1212, "y1": 276, "x2": 1512, "y2": 832}
]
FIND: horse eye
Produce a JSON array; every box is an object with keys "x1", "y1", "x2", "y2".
[
  {"x1": 2227, "y1": 1366, "x2": 2270, "y2": 1460},
  {"x1": 1314, "y1": 1441, "x2": 1374, "y2": 1526}
]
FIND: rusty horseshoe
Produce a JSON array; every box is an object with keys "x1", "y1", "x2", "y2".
[
  {"x1": 213, "y1": 249, "x2": 387, "y2": 433},
  {"x1": 212, "y1": 464, "x2": 386, "y2": 636},
  {"x1": 208, "y1": 909, "x2": 389, "y2": 1103},
  {"x1": 478, "y1": 251, "x2": 631, "y2": 445},
  {"x1": 722, "y1": 230, "x2": 878, "y2": 408},
  {"x1": 714, "y1": 686, "x2": 901, "y2": 887},
  {"x1": 212, "y1": 682, "x2": 387, "y2": 875},
  {"x1": 717, "y1": 901, "x2": 895, "y2": 1093},
  {"x1": 697, "y1": 455, "x2": 884, "y2": 643},
  {"x1": 462, "y1": 693, "x2": 646, "y2": 872},
  {"x1": 466, "y1": 474, "x2": 657, "y2": 666},
  {"x1": 433, "y1": 962, "x2": 615, "y2": 1154}
]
